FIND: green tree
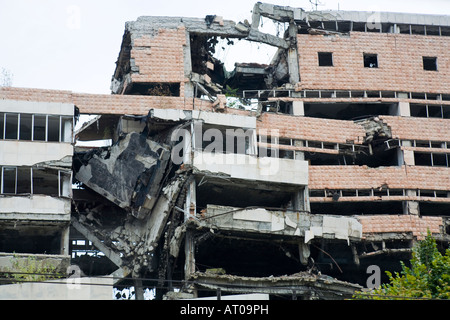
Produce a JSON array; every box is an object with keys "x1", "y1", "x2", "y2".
[{"x1": 354, "y1": 231, "x2": 450, "y2": 300}]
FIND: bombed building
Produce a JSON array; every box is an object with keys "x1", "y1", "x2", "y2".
[{"x1": 0, "y1": 3, "x2": 450, "y2": 300}]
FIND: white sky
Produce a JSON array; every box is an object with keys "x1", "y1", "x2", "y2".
[{"x1": 1, "y1": 0, "x2": 449, "y2": 94}]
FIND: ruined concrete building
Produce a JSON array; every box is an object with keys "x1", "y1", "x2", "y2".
[{"x1": 1, "y1": 3, "x2": 450, "y2": 300}]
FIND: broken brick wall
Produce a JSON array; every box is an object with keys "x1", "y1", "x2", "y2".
[
  {"x1": 257, "y1": 112, "x2": 366, "y2": 144},
  {"x1": 380, "y1": 115, "x2": 450, "y2": 141},
  {"x1": 297, "y1": 32, "x2": 450, "y2": 93},
  {"x1": 309, "y1": 165, "x2": 450, "y2": 191},
  {"x1": 131, "y1": 27, "x2": 187, "y2": 89},
  {"x1": 358, "y1": 215, "x2": 443, "y2": 240}
]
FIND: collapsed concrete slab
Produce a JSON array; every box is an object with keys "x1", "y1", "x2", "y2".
[
  {"x1": 74, "y1": 132, "x2": 171, "y2": 219},
  {"x1": 188, "y1": 271, "x2": 362, "y2": 300}
]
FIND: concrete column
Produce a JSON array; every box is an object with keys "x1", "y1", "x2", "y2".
[
  {"x1": 61, "y1": 172, "x2": 72, "y2": 198},
  {"x1": 184, "y1": 231, "x2": 196, "y2": 280},
  {"x1": 398, "y1": 141, "x2": 415, "y2": 166},
  {"x1": 298, "y1": 242, "x2": 310, "y2": 265},
  {"x1": 292, "y1": 101, "x2": 304, "y2": 116},
  {"x1": 134, "y1": 278, "x2": 145, "y2": 300},
  {"x1": 184, "y1": 178, "x2": 196, "y2": 280},
  {"x1": 287, "y1": 23, "x2": 300, "y2": 85},
  {"x1": 184, "y1": 180, "x2": 196, "y2": 220},
  {"x1": 60, "y1": 224, "x2": 70, "y2": 256},
  {"x1": 294, "y1": 139, "x2": 305, "y2": 161},
  {"x1": 183, "y1": 31, "x2": 194, "y2": 99},
  {"x1": 292, "y1": 189, "x2": 303, "y2": 212},
  {"x1": 389, "y1": 101, "x2": 410, "y2": 116},
  {"x1": 398, "y1": 101, "x2": 411, "y2": 117},
  {"x1": 403, "y1": 190, "x2": 420, "y2": 215}
]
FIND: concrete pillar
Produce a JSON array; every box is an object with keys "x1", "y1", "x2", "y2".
[
  {"x1": 60, "y1": 224, "x2": 70, "y2": 256},
  {"x1": 389, "y1": 101, "x2": 410, "y2": 117},
  {"x1": 398, "y1": 101, "x2": 411, "y2": 117},
  {"x1": 184, "y1": 179, "x2": 196, "y2": 280},
  {"x1": 184, "y1": 180, "x2": 196, "y2": 220},
  {"x1": 292, "y1": 189, "x2": 303, "y2": 211},
  {"x1": 183, "y1": 31, "x2": 194, "y2": 99},
  {"x1": 184, "y1": 231, "x2": 196, "y2": 280},
  {"x1": 292, "y1": 101, "x2": 304, "y2": 116},
  {"x1": 298, "y1": 242, "x2": 310, "y2": 265},
  {"x1": 403, "y1": 190, "x2": 420, "y2": 215},
  {"x1": 294, "y1": 140, "x2": 305, "y2": 161},
  {"x1": 134, "y1": 278, "x2": 145, "y2": 300},
  {"x1": 61, "y1": 172, "x2": 72, "y2": 198},
  {"x1": 287, "y1": 23, "x2": 300, "y2": 85},
  {"x1": 398, "y1": 141, "x2": 415, "y2": 166}
]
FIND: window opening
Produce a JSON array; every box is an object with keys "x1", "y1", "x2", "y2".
[
  {"x1": 423, "y1": 57, "x2": 437, "y2": 71},
  {"x1": 2, "y1": 167, "x2": 17, "y2": 194},
  {"x1": 5, "y1": 113, "x2": 18, "y2": 140},
  {"x1": 318, "y1": 52, "x2": 333, "y2": 67},
  {"x1": 364, "y1": 53, "x2": 378, "y2": 68},
  {"x1": 47, "y1": 115, "x2": 60, "y2": 142},
  {"x1": 33, "y1": 115, "x2": 47, "y2": 141},
  {"x1": 19, "y1": 114, "x2": 33, "y2": 141}
]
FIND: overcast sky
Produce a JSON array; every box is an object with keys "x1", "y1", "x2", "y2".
[{"x1": 1, "y1": 0, "x2": 449, "y2": 94}]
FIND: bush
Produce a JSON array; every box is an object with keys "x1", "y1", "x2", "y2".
[{"x1": 354, "y1": 231, "x2": 450, "y2": 300}]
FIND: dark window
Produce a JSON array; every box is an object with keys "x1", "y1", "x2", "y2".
[
  {"x1": 47, "y1": 115, "x2": 60, "y2": 142},
  {"x1": 33, "y1": 115, "x2": 46, "y2": 141},
  {"x1": 5, "y1": 113, "x2": 18, "y2": 139},
  {"x1": 17, "y1": 167, "x2": 31, "y2": 194},
  {"x1": 0, "y1": 113, "x2": 4, "y2": 139},
  {"x1": 318, "y1": 52, "x2": 333, "y2": 67},
  {"x1": 423, "y1": 57, "x2": 437, "y2": 71},
  {"x1": 364, "y1": 53, "x2": 378, "y2": 68},
  {"x1": 433, "y1": 153, "x2": 448, "y2": 167},
  {"x1": 32, "y1": 168, "x2": 59, "y2": 196},
  {"x1": 19, "y1": 114, "x2": 33, "y2": 140},
  {"x1": 2, "y1": 167, "x2": 17, "y2": 194}
]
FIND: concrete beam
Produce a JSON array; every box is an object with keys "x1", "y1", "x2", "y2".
[
  {"x1": 71, "y1": 217, "x2": 125, "y2": 269},
  {"x1": 252, "y1": 3, "x2": 305, "y2": 24},
  {"x1": 247, "y1": 29, "x2": 290, "y2": 49}
]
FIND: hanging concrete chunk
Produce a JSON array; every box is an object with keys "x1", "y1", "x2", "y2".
[{"x1": 74, "y1": 132, "x2": 171, "y2": 219}]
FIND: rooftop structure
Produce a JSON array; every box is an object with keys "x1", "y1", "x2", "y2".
[{"x1": 0, "y1": 3, "x2": 449, "y2": 300}]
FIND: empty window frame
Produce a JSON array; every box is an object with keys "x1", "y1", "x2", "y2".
[
  {"x1": 17, "y1": 167, "x2": 32, "y2": 194},
  {"x1": 33, "y1": 114, "x2": 47, "y2": 141},
  {"x1": 414, "y1": 152, "x2": 449, "y2": 167},
  {"x1": 19, "y1": 114, "x2": 33, "y2": 141},
  {"x1": 318, "y1": 52, "x2": 333, "y2": 67},
  {"x1": 423, "y1": 57, "x2": 438, "y2": 71},
  {"x1": 32, "y1": 168, "x2": 59, "y2": 196},
  {"x1": 0, "y1": 113, "x2": 3, "y2": 139},
  {"x1": 0, "y1": 112, "x2": 72, "y2": 142},
  {"x1": 1, "y1": 167, "x2": 17, "y2": 194},
  {"x1": 5, "y1": 113, "x2": 18, "y2": 139},
  {"x1": 0, "y1": 166, "x2": 70, "y2": 196},
  {"x1": 47, "y1": 115, "x2": 60, "y2": 142},
  {"x1": 1, "y1": 167, "x2": 32, "y2": 195},
  {"x1": 410, "y1": 104, "x2": 449, "y2": 118},
  {"x1": 364, "y1": 53, "x2": 378, "y2": 68}
]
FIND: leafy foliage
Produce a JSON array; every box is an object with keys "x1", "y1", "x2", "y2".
[
  {"x1": 354, "y1": 231, "x2": 450, "y2": 300},
  {"x1": 5, "y1": 255, "x2": 64, "y2": 283}
]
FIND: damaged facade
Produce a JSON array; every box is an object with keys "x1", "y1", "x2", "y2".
[{"x1": 1, "y1": 2, "x2": 450, "y2": 300}]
